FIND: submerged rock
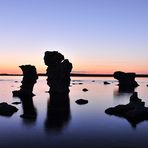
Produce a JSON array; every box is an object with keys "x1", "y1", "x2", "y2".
[
  {"x1": 82, "y1": 88, "x2": 88, "y2": 92},
  {"x1": 12, "y1": 102, "x2": 21, "y2": 105},
  {"x1": 104, "y1": 81, "x2": 110, "y2": 85},
  {"x1": 0, "y1": 102, "x2": 18, "y2": 116},
  {"x1": 105, "y1": 92, "x2": 148, "y2": 128},
  {"x1": 75, "y1": 99, "x2": 88, "y2": 105}
]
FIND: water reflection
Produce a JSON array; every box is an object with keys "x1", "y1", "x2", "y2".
[
  {"x1": 113, "y1": 86, "x2": 135, "y2": 98},
  {"x1": 13, "y1": 95, "x2": 37, "y2": 126},
  {"x1": 45, "y1": 93, "x2": 71, "y2": 134},
  {"x1": 20, "y1": 96, "x2": 37, "y2": 125}
]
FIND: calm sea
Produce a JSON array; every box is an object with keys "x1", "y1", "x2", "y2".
[{"x1": 0, "y1": 76, "x2": 148, "y2": 148}]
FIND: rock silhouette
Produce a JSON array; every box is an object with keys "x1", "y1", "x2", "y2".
[
  {"x1": 12, "y1": 65, "x2": 38, "y2": 97},
  {"x1": 104, "y1": 81, "x2": 110, "y2": 85},
  {"x1": 45, "y1": 93, "x2": 71, "y2": 133},
  {"x1": 75, "y1": 99, "x2": 88, "y2": 105},
  {"x1": 0, "y1": 102, "x2": 18, "y2": 116},
  {"x1": 105, "y1": 92, "x2": 148, "y2": 128},
  {"x1": 44, "y1": 51, "x2": 72, "y2": 93},
  {"x1": 82, "y1": 88, "x2": 88, "y2": 92},
  {"x1": 114, "y1": 71, "x2": 139, "y2": 91}
]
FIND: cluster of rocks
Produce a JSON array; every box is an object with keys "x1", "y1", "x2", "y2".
[{"x1": 105, "y1": 92, "x2": 148, "y2": 127}]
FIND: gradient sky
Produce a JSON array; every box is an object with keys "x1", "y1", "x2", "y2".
[{"x1": 0, "y1": 0, "x2": 148, "y2": 74}]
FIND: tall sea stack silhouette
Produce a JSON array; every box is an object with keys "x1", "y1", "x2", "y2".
[
  {"x1": 44, "y1": 51, "x2": 72, "y2": 93},
  {"x1": 113, "y1": 71, "x2": 139, "y2": 91},
  {"x1": 13, "y1": 65, "x2": 38, "y2": 97}
]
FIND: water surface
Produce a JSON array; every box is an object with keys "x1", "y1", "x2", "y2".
[{"x1": 0, "y1": 76, "x2": 148, "y2": 148}]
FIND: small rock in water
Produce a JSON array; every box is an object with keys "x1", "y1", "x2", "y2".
[
  {"x1": 75, "y1": 99, "x2": 88, "y2": 105},
  {"x1": 82, "y1": 88, "x2": 88, "y2": 92},
  {"x1": 12, "y1": 102, "x2": 21, "y2": 105},
  {"x1": 104, "y1": 81, "x2": 110, "y2": 85},
  {"x1": 0, "y1": 102, "x2": 18, "y2": 116}
]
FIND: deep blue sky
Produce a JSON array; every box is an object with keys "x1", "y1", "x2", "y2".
[{"x1": 0, "y1": 0, "x2": 148, "y2": 73}]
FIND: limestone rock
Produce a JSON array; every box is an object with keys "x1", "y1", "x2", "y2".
[
  {"x1": 44, "y1": 51, "x2": 72, "y2": 93},
  {"x1": 12, "y1": 65, "x2": 38, "y2": 97},
  {"x1": 114, "y1": 71, "x2": 139, "y2": 91}
]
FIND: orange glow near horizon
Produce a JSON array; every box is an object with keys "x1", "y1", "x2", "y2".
[{"x1": 1, "y1": 64, "x2": 147, "y2": 74}]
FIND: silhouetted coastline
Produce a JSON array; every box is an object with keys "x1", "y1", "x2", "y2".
[{"x1": 1, "y1": 73, "x2": 148, "y2": 77}]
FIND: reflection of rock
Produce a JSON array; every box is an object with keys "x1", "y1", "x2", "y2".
[
  {"x1": 75, "y1": 99, "x2": 88, "y2": 105},
  {"x1": 45, "y1": 93, "x2": 71, "y2": 133},
  {"x1": 12, "y1": 65, "x2": 38, "y2": 97},
  {"x1": 105, "y1": 92, "x2": 148, "y2": 128},
  {"x1": 20, "y1": 96, "x2": 37, "y2": 120},
  {"x1": 114, "y1": 71, "x2": 139, "y2": 90},
  {"x1": 0, "y1": 102, "x2": 18, "y2": 116},
  {"x1": 113, "y1": 87, "x2": 135, "y2": 98},
  {"x1": 44, "y1": 51, "x2": 72, "y2": 93}
]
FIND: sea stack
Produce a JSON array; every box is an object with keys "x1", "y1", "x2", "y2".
[
  {"x1": 113, "y1": 71, "x2": 139, "y2": 90},
  {"x1": 13, "y1": 65, "x2": 38, "y2": 97},
  {"x1": 44, "y1": 51, "x2": 73, "y2": 93}
]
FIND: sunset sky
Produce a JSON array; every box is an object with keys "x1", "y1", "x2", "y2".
[{"x1": 0, "y1": 0, "x2": 148, "y2": 74}]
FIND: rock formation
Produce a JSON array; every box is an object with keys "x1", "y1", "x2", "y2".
[
  {"x1": 113, "y1": 71, "x2": 139, "y2": 91},
  {"x1": 105, "y1": 92, "x2": 148, "y2": 128},
  {"x1": 44, "y1": 51, "x2": 72, "y2": 93},
  {"x1": 13, "y1": 65, "x2": 38, "y2": 97}
]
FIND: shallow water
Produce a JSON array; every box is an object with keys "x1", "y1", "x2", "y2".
[{"x1": 0, "y1": 76, "x2": 148, "y2": 148}]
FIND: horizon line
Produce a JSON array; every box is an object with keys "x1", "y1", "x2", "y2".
[{"x1": 0, "y1": 73, "x2": 148, "y2": 77}]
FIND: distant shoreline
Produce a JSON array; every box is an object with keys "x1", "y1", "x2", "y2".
[{"x1": 0, "y1": 73, "x2": 148, "y2": 77}]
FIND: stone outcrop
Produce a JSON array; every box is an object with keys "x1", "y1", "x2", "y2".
[
  {"x1": 12, "y1": 65, "x2": 38, "y2": 97},
  {"x1": 105, "y1": 92, "x2": 148, "y2": 128},
  {"x1": 44, "y1": 51, "x2": 72, "y2": 93},
  {"x1": 113, "y1": 71, "x2": 139, "y2": 91}
]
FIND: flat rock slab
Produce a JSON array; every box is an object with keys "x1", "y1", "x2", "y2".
[
  {"x1": 75, "y1": 99, "x2": 88, "y2": 105},
  {"x1": 0, "y1": 102, "x2": 18, "y2": 116}
]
